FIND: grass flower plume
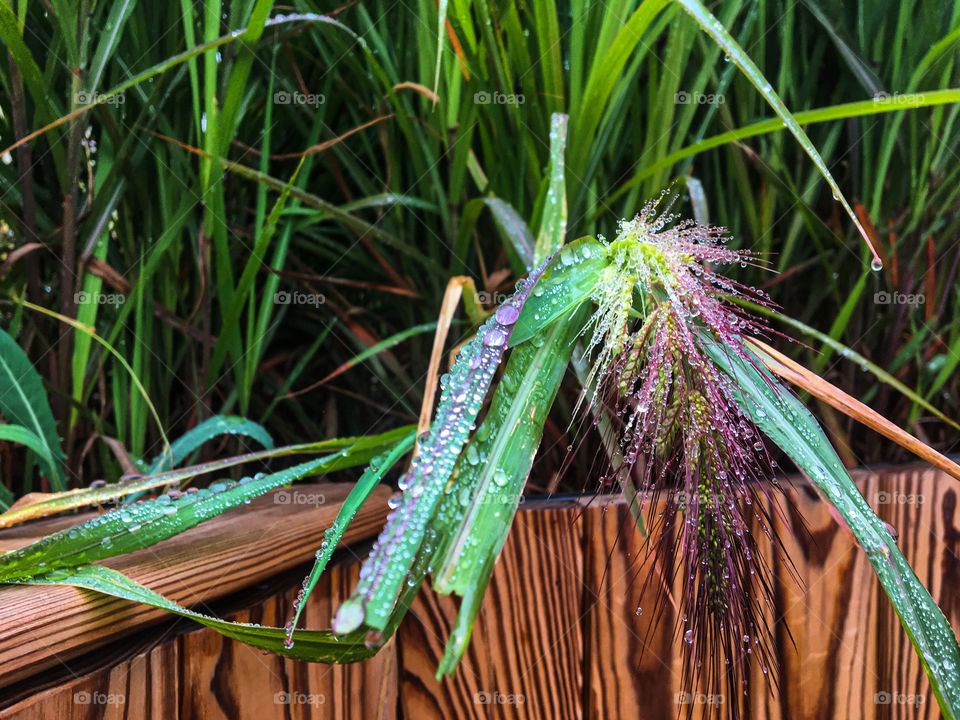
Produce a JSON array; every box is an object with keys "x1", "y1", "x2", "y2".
[{"x1": 584, "y1": 200, "x2": 788, "y2": 713}]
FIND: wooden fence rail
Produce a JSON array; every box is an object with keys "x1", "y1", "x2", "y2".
[{"x1": 0, "y1": 463, "x2": 956, "y2": 719}]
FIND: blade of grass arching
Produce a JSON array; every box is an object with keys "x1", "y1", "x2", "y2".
[
  {"x1": 705, "y1": 339, "x2": 960, "y2": 719},
  {"x1": 0, "y1": 426, "x2": 58, "y2": 485},
  {"x1": 285, "y1": 428, "x2": 416, "y2": 644},
  {"x1": 333, "y1": 255, "x2": 555, "y2": 634},
  {"x1": 671, "y1": 0, "x2": 886, "y2": 262},
  {"x1": 610, "y1": 89, "x2": 960, "y2": 203},
  {"x1": 0, "y1": 329, "x2": 66, "y2": 489},
  {"x1": 533, "y1": 114, "x2": 568, "y2": 263},
  {"x1": 207, "y1": 159, "x2": 303, "y2": 386},
  {"x1": 146, "y1": 415, "x2": 274, "y2": 474},
  {"x1": 0, "y1": 426, "x2": 415, "y2": 527},
  {"x1": 17, "y1": 562, "x2": 417, "y2": 662},
  {"x1": 732, "y1": 297, "x2": 960, "y2": 433}
]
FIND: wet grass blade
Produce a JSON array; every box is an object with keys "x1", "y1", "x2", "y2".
[
  {"x1": 333, "y1": 256, "x2": 555, "y2": 634},
  {"x1": 285, "y1": 428, "x2": 416, "y2": 644},
  {"x1": 15, "y1": 561, "x2": 419, "y2": 663},
  {"x1": 676, "y1": 0, "x2": 886, "y2": 264},
  {"x1": 0, "y1": 426, "x2": 414, "y2": 527},
  {"x1": 704, "y1": 338, "x2": 960, "y2": 719}
]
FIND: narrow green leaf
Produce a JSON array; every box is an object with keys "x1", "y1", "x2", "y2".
[
  {"x1": 0, "y1": 328, "x2": 65, "y2": 488},
  {"x1": 705, "y1": 339, "x2": 960, "y2": 719},
  {"x1": 674, "y1": 0, "x2": 881, "y2": 263},
  {"x1": 147, "y1": 415, "x2": 274, "y2": 475},
  {"x1": 286, "y1": 429, "x2": 416, "y2": 644}
]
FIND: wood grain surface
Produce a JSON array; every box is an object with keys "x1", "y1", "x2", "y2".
[{"x1": 0, "y1": 464, "x2": 957, "y2": 719}]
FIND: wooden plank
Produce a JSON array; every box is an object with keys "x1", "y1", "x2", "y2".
[
  {"x1": 396, "y1": 507, "x2": 584, "y2": 719},
  {"x1": 0, "y1": 482, "x2": 392, "y2": 687}
]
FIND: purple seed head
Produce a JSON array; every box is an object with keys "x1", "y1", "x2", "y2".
[{"x1": 583, "y1": 199, "x2": 786, "y2": 712}]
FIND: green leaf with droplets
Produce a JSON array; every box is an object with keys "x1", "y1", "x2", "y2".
[
  {"x1": 14, "y1": 561, "x2": 420, "y2": 663},
  {"x1": 704, "y1": 339, "x2": 960, "y2": 719},
  {"x1": 510, "y1": 236, "x2": 610, "y2": 348},
  {"x1": 147, "y1": 415, "x2": 274, "y2": 474},
  {"x1": 335, "y1": 258, "x2": 553, "y2": 634},
  {"x1": 431, "y1": 117, "x2": 586, "y2": 674},
  {"x1": 285, "y1": 428, "x2": 416, "y2": 644},
  {"x1": 0, "y1": 427, "x2": 412, "y2": 580},
  {"x1": 432, "y1": 307, "x2": 588, "y2": 675},
  {"x1": 533, "y1": 113, "x2": 569, "y2": 263}
]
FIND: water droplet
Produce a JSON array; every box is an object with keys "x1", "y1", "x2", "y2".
[{"x1": 870, "y1": 257, "x2": 884, "y2": 272}]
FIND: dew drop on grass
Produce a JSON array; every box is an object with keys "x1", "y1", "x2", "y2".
[{"x1": 870, "y1": 257, "x2": 884, "y2": 272}]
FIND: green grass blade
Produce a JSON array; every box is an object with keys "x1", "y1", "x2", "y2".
[
  {"x1": 0, "y1": 427, "x2": 415, "y2": 527},
  {"x1": 147, "y1": 415, "x2": 274, "y2": 475},
  {"x1": 675, "y1": 0, "x2": 887, "y2": 263},
  {"x1": 533, "y1": 113, "x2": 568, "y2": 264},
  {"x1": 334, "y1": 255, "x2": 555, "y2": 634},
  {"x1": 285, "y1": 428, "x2": 416, "y2": 644},
  {"x1": 705, "y1": 339, "x2": 960, "y2": 719},
  {"x1": 510, "y1": 237, "x2": 609, "y2": 347},
  {"x1": 0, "y1": 328, "x2": 66, "y2": 488},
  {"x1": 16, "y1": 562, "x2": 415, "y2": 662}
]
